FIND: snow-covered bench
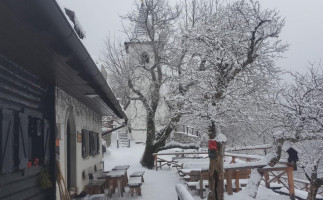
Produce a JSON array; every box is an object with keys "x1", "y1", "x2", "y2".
[
  {"x1": 130, "y1": 171, "x2": 145, "y2": 183},
  {"x1": 176, "y1": 184, "x2": 195, "y2": 200},
  {"x1": 128, "y1": 177, "x2": 142, "y2": 197}
]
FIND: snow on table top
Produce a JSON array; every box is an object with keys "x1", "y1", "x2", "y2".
[
  {"x1": 106, "y1": 170, "x2": 126, "y2": 177},
  {"x1": 225, "y1": 152, "x2": 264, "y2": 160},
  {"x1": 112, "y1": 165, "x2": 130, "y2": 171},
  {"x1": 224, "y1": 160, "x2": 267, "y2": 170},
  {"x1": 227, "y1": 144, "x2": 272, "y2": 151}
]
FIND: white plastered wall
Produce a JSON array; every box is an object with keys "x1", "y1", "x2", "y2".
[
  {"x1": 126, "y1": 42, "x2": 169, "y2": 142},
  {"x1": 55, "y1": 87, "x2": 102, "y2": 194}
]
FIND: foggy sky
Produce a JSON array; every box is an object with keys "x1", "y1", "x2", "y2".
[{"x1": 60, "y1": 0, "x2": 323, "y2": 74}]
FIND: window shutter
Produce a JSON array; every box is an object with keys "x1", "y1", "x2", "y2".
[
  {"x1": 89, "y1": 132, "x2": 94, "y2": 156},
  {"x1": 82, "y1": 129, "x2": 86, "y2": 158},
  {"x1": 0, "y1": 109, "x2": 14, "y2": 173},
  {"x1": 96, "y1": 133, "x2": 100, "y2": 155},
  {"x1": 83, "y1": 129, "x2": 90, "y2": 158},
  {"x1": 93, "y1": 132, "x2": 97, "y2": 155},
  {"x1": 43, "y1": 119, "x2": 51, "y2": 165},
  {"x1": 18, "y1": 113, "x2": 29, "y2": 170}
]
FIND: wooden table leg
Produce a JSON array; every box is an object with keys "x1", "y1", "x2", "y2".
[
  {"x1": 108, "y1": 179, "x2": 114, "y2": 197},
  {"x1": 117, "y1": 179, "x2": 123, "y2": 197},
  {"x1": 235, "y1": 170, "x2": 240, "y2": 192},
  {"x1": 130, "y1": 187, "x2": 134, "y2": 197},
  {"x1": 199, "y1": 172, "x2": 203, "y2": 198}
]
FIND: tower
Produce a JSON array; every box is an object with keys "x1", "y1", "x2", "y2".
[{"x1": 124, "y1": 1, "x2": 154, "y2": 142}]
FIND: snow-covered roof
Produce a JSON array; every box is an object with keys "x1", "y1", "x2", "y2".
[{"x1": 282, "y1": 142, "x2": 302, "y2": 153}]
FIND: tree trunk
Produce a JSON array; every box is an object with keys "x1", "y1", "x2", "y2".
[
  {"x1": 307, "y1": 183, "x2": 319, "y2": 200},
  {"x1": 208, "y1": 142, "x2": 225, "y2": 200},
  {"x1": 141, "y1": 112, "x2": 157, "y2": 168},
  {"x1": 208, "y1": 121, "x2": 225, "y2": 200},
  {"x1": 141, "y1": 143, "x2": 157, "y2": 169}
]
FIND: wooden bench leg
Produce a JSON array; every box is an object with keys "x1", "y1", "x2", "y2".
[
  {"x1": 108, "y1": 179, "x2": 114, "y2": 197},
  {"x1": 136, "y1": 187, "x2": 142, "y2": 196},
  {"x1": 117, "y1": 180, "x2": 123, "y2": 197},
  {"x1": 130, "y1": 188, "x2": 134, "y2": 197}
]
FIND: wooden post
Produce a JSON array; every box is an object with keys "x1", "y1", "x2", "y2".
[
  {"x1": 264, "y1": 171, "x2": 270, "y2": 188},
  {"x1": 200, "y1": 171, "x2": 204, "y2": 199},
  {"x1": 154, "y1": 155, "x2": 158, "y2": 171},
  {"x1": 235, "y1": 170, "x2": 240, "y2": 192},
  {"x1": 226, "y1": 169, "x2": 233, "y2": 195},
  {"x1": 287, "y1": 166, "x2": 295, "y2": 200},
  {"x1": 230, "y1": 156, "x2": 236, "y2": 164}
]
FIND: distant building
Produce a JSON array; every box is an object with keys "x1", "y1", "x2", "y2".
[{"x1": 124, "y1": 2, "x2": 168, "y2": 142}]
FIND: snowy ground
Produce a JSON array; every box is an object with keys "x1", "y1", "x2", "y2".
[{"x1": 102, "y1": 132, "x2": 295, "y2": 200}]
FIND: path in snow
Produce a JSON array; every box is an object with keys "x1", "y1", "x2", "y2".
[{"x1": 103, "y1": 132, "x2": 183, "y2": 200}]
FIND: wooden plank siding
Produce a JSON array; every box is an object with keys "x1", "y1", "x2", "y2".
[{"x1": 0, "y1": 55, "x2": 55, "y2": 199}]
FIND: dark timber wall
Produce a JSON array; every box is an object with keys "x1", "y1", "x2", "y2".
[{"x1": 0, "y1": 55, "x2": 55, "y2": 200}]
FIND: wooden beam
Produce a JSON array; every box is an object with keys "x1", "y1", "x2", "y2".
[
  {"x1": 264, "y1": 171, "x2": 270, "y2": 188},
  {"x1": 267, "y1": 171, "x2": 287, "y2": 184},
  {"x1": 230, "y1": 156, "x2": 236, "y2": 164}
]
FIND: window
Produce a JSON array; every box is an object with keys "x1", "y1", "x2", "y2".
[
  {"x1": 0, "y1": 109, "x2": 50, "y2": 173},
  {"x1": 82, "y1": 129, "x2": 100, "y2": 158},
  {"x1": 140, "y1": 52, "x2": 150, "y2": 64}
]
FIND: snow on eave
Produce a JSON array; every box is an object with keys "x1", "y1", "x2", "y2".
[
  {"x1": 55, "y1": 0, "x2": 85, "y2": 39},
  {"x1": 52, "y1": 0, "x2": 127, "y2": 119}
]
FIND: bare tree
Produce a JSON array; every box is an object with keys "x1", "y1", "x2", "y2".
[
  {"x1": 178, "y1": 1, "x2": 287, "y2": 199},
  {"x1": 297, "y1": 141, "x2": 323, "y2": 200},
  {"x1": 103, "y1": 0, "x2": 185, "y2": 168},
  {"x1": 257, "y1": 65, "x2": 323, "y2": 200}
]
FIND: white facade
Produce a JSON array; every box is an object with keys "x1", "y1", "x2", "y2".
[
  {"x1": 125, "y1": 42, "x2": 169, "y2": 142},
  {"x1": 125, "y1": 42, "x2": 150, "y2": 142},
  {"x1": 55, "y1": 87, "x2": 102, "y2": 193}
]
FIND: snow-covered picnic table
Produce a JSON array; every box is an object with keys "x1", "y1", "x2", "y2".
[{"x1": 105, "y1": 169, "x2": 128, "y2": 197}]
